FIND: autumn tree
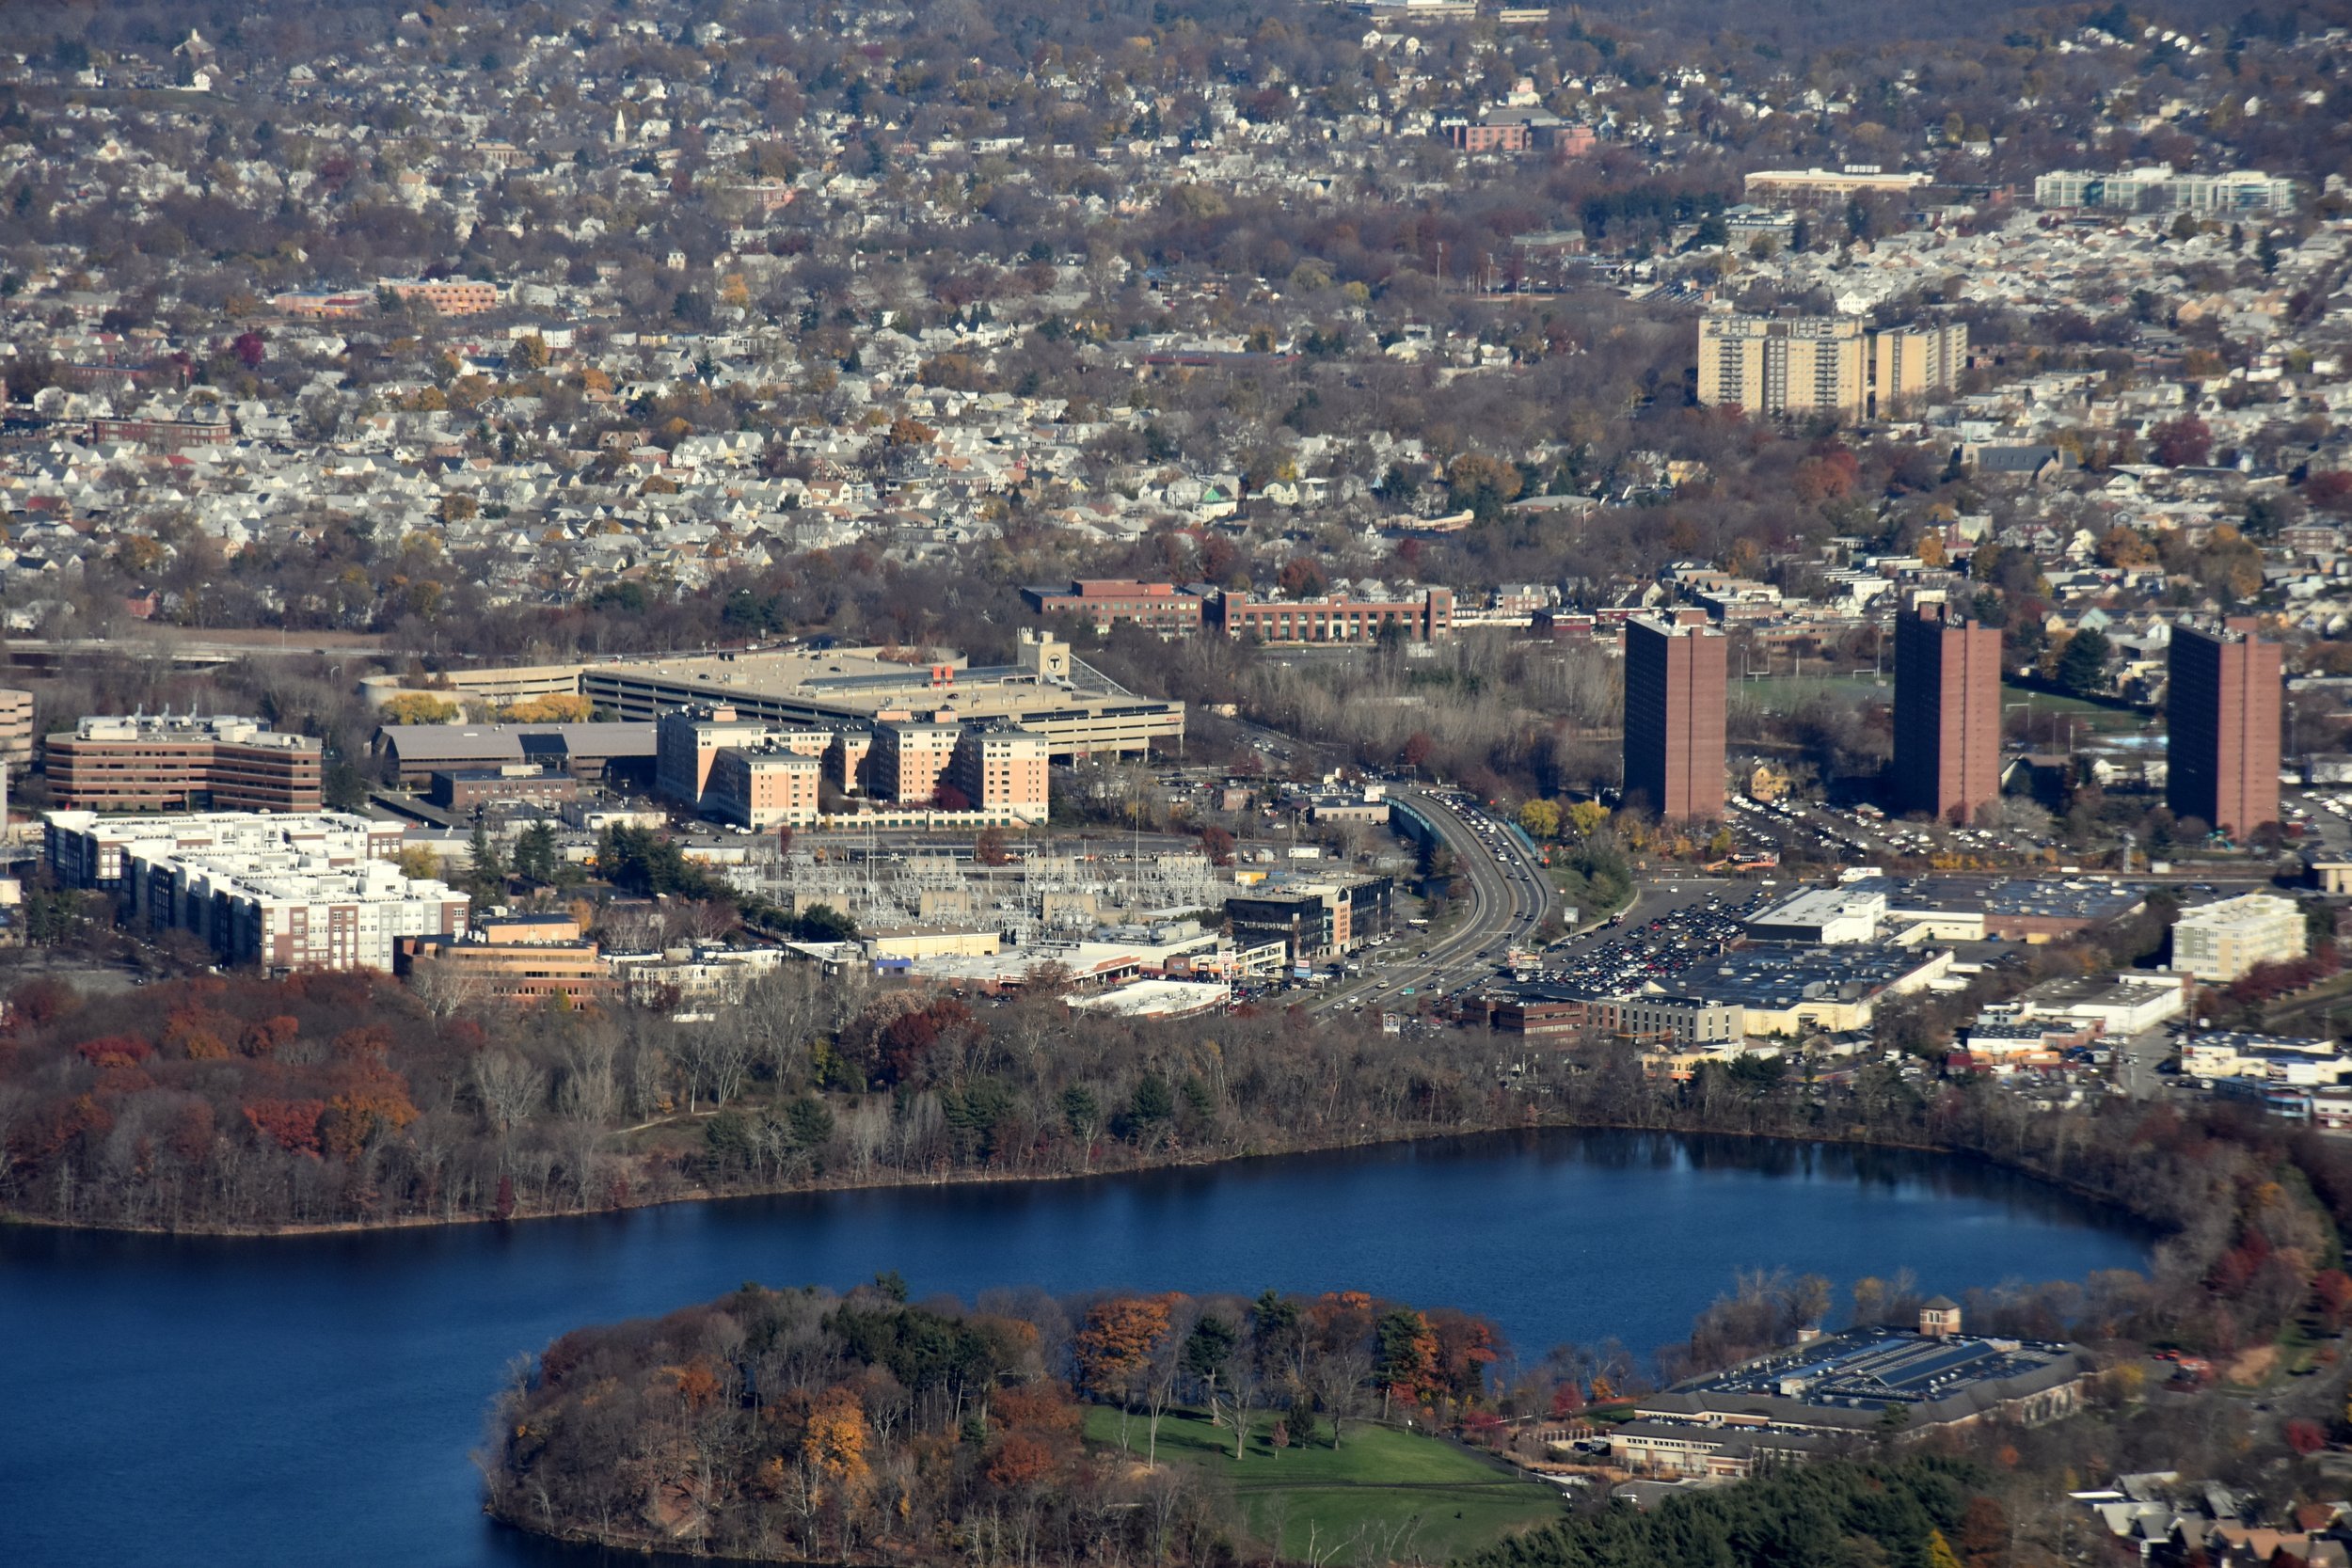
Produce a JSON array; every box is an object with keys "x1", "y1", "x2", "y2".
[
  {"x1": 1375, "y1": 1307, "x2": 1440, "y2": 1418},
  {"x1": 378, "y1": 692, "x2": 461, "y2": 724},
  {"x1": 2152, "y1": 414, "x2": 2212, "y2": 468},
  {"x1": 1073, "y1": 1294, "x2": 1174, "y2": 1457}
]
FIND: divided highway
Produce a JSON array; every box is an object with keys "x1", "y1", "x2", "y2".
[{"x1": 1314, "y1": 786, "x2": 1552, "y2": 1013}]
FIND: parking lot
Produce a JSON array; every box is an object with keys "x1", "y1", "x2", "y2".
[{"x1": 1526, "y1": 884, "x2": 1776, "y2": 992}]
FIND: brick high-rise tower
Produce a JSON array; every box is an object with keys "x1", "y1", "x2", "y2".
[
  {"x1": 1892, "y1": 600, "x2": 2004, "y2": 824},
  {"x1": 2168, "y1": 619, "x2": 2280, "y2": 839},
  {"x1": 1624, "y1": 616, "x2": 1726, "y2": 820}
]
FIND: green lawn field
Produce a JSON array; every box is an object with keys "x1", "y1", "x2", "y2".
[{"x1": 1083, "y1": 1407, "x2": 1565, "y2": 1564}]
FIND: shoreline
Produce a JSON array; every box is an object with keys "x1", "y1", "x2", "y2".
[{"x1": 0, "y1": 1111, "x2": 2162, "y2": 1242}]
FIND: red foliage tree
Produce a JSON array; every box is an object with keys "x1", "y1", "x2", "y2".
[
  {"x1": 74, "y1": 1035, "x2": 155, "y2": 1067},
  {"x1": 2285, "y1": 1418, "x2": 2327, "y2": 1455},
  {"x1": 244, "y1": 1099, "x2": 327, "y2": 1156},
  {"x1": 2152, "y1": 415, "x2": 2212, "y2": 468}
]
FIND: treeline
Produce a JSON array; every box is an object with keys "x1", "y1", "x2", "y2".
[
  {"x1": 485, "y1": 1279, "x2": 1509, "y2": 1564},
  {"x1": 1461, "y1": 1455, "x2": 2003, "y2": 1568},
  {"x1": 0, "y1": 964, "x2": 1541, "y2": 1231}
]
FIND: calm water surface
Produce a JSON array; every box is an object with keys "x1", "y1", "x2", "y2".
[{"x1": 0, "y1": 1130, "x2": 2152, "y2": 1568}]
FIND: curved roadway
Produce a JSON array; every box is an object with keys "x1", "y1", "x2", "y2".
[{"x1": 1314, "y1": 786, "x2": 1550, "y2": 1013}]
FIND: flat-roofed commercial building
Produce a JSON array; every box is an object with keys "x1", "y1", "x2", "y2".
[
  {"x1": 577, "y1": 631, "x2": 1178, "y2": 762},
  {"x1": 1893, "y1": 600, "x2": 2003, "y2": 823},
  {"x1": 1624, "y1": 617, "x2": 1726, "y2": 821},
  {"x1": 396, "y1": 912, "x2": 618, "y2": 1006},
  {"x1": 379, "y1": 277, "x2": 503, "y2": 314},
  {"x1": 47, "y1": 713, "x2": 323, "y2": 813},
  {"x1": 1741, "y1": 166, "x2": 1931, "y2": 205},
  {"x1": 1224, "y1": 875, "x2": 1395, "y2": 966},
  {"x1": 374, "y1": 721, "x2": 657, "y2": 788},
  {"x1": 1210, "y1": 587, "x2": 1454, "y2": 643},
  {"x1": 46, "y1": 809, "x2": 405, "y2": 890},
  {"x1": 426, "y1": 767, "x2": 580, "y2": 813},
  {"x1": 2034, "y1": 167, "x2": 2299, "y2": 214},
  {"x1": 1022, "y1": 579, "x2": 1203, "y2": 636},
  {"x1": 2169, "y1": 619, "x2": 2281, "y2": 839},
  {"x1": 368, "y1": 634, "x2": 1178, "y2": 766},
  {"x1": 1618, "y1": 1310, "x2": 2090, "y2": 1480}
]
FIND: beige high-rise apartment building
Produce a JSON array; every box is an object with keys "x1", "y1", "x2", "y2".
[
  {"x1": 1697, "y1": 313, "x2": 1966, "y2": 420},
  {"x1": 1869, "y1": 322, "x2": 1969, "y2": 417},
  {"x1": 1697, "y1": 314, "x2": 1866, "y2": 418}
]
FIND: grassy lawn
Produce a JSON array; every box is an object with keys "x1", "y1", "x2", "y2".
[
  {"x1": 1727, "y1": 672, "x2": 1891, "y2": 714},
  {"x1": 1083, "y1": 1407, "x2": 1564, "y2": 1565},
  {"x1": 1999, "y1": 683, "x2": 2148, "y2": 737}
]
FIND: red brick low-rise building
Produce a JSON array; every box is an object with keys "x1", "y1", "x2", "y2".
[
  {"x1": 1211, "y1": 587, "x2": 1454, "y2": 643},
  {"x1": 1021, "y1": 579, "x2": 1202, "y2": 636}
]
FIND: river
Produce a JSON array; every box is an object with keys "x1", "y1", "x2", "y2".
[{"x1": 0, "y1": 1130, "x2": 2152, "y2": 1568}]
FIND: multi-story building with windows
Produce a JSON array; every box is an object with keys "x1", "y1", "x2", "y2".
[
  {"x1": 46, "y1": 810, "x2": 405, "y2": 890},
  {"x1": 1869, "y1": 322, "x2": 1970, "y2": 417},
  {"x1": 2034, "y1": 166, "x2": 2299, "y2": 214},
  {"x1": 1224, "y1": 875, "x2": 1395, "y2": 968},
  {"x1": 1699, "y1": 313, "x2": 1965, "y2": 420},
  {"x1": 2168, "y1": 620, "x2": 2281, "y2": 839},
  {"x1": 122, "y1": 846, "x2": 468, "y2": 973},
  {"x1": 1210, "y1": 587, "x2": 1454, "y2": 643},
  {"x1": 946, "y1": 726, "x2": 1050, "y2": 821},
  {"x1": 2172, "y1": 894, "x2": 2307, "y2": 983},
  {"x1": 704, "y1": 746, "x2": 823, "y2": 830},
  {"x1": 1624, "y1": 617, "x2": 1726, "y2": 820},
  {"x1": 1893, "y1": 600, "x2": 2003, "y2": 823},
  {"x1": 1021, "y1": 579, "x2": 1203, "y2": 636},
  {"x1": 378, "y1": 277, "x2": 503, "y2": 314},
  {"x1": 868, "y1": 721, "x2": 963, "y2": 805},
  {"x1": 0, "y1": 689, "x2": 35, "y2": 766},
  {"x1": 46, "y1": 713, "x2": 324, "y2": 813},
  {"x1": 395, "y1": 913, "x2": 618, "y2": 1006}
]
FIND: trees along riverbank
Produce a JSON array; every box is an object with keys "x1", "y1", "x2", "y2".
[{"x1": 2, "y1": 892, "x2": 2348, "y2": 1378}]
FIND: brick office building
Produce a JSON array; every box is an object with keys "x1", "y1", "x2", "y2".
[
  {"x1": 1623, "y1": 617, "x2": 1726, "y2": 820},
  {"x1": 1892, "y1": 601, "x2": 2003, "y2": 823},
  {"x1": 47, "y1": 713, "x2": 324, "y2": 813},
  {"x1": 2169, "y1": 619, "x2": 2281, "y2": 838}
]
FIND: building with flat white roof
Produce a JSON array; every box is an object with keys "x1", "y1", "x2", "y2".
[
  {"x1": 2173, "y1": 893, "x2": 2306, "y2": 983},
  {"x1": 46, "y1": 810, "x2": 405, "y2": 889},
  {"x1": 123, "y1": 847, "x2": 469, "y2": 973},
  {"x1": 1744, "y1": 885, "x2": 1886, "y2": 945}
]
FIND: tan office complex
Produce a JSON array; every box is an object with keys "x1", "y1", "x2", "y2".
[
  {"x1": 1624, "y1": 617, "x2": 1726, "y2": 820},
  {"x1": 589, "y1": 632, "x2": 1176, "y2": 760},
  {"x1": 1893, "y1": 601, "x2": 2004, "y2": 824},
  {"x1": 1698, "y1": 314, "x2": 1965, "y2": 420}
]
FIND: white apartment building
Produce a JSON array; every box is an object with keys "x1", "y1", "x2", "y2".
[
  {"x1": 46, "y1": 809, "x2": 406, "y2": 889},
  {"x1": 2172, "y1": 893, "x2": 2307, "y2": 983}
]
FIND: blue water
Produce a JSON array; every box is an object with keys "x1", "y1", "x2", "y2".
[{"x1": 0, "y1": 1130, "x2": 2151, "y2": 1568}]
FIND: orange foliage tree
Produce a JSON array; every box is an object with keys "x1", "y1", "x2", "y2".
[{"x1": 1073, "y1": 1294, "x2": 1174, "y2": 1455}]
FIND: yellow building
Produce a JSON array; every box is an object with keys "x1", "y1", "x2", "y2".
[
  {"x1": 1698, "y1": 313, "x2": 1965, "y2": 420},
  {"x1": 1870, "y1": 322, "x2": 1969, "y2": 417},
  {"x1": 1697, "y1": 314, "x2": 1866, "y2": 419}
]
